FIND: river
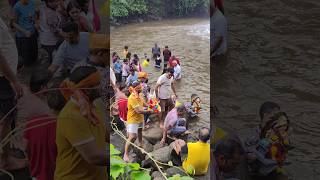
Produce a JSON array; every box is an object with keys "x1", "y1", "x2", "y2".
[
  {"x1": 213, "y1": 0, "x2": 320, "y2": 179},
  {"x1": 111, "y1": 18, "x2": 210, "y2": 132}
]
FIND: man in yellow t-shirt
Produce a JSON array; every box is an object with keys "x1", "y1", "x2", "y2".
[
  {"x1": 54, "y1": 66, "x2": 108, "y2": 180},
  {"x1": 123, "y1": 81, "x2": 153, "y2": 162},
  {"x1": 172, "y1": 127, "x2": 210, "y2": 176}
]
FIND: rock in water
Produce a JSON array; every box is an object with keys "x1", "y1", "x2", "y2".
[
  {"x1": 166, "y1": 167, "x2": 187, "y2": 177},
  {"x1": 147, "y1": 146, "x2": 173, "y2": 163},
  {"x1": 110, "y1": 133, "x2": 126, "y2": 153},
  {"x1": 143, "y1": 126, "x2": 163, "y2": 144}
]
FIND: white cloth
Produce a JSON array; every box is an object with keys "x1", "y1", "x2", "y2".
[
  {"x1": 0, "y1": 18, "x2": 18, "y2": 76},
  {"x1": 122, "y1": 64, "x2": 130, "y2": 77},
  {"x1": 173, "y1": 64, "x2": 181, "y2": 80},
  {"x1": 110, "y1": 67, "x2": 116, "y2": 86},
  {"x1": 211, "y1": 9, "x2": 227, "y2": 56},
  {"x1": 39, "y1": 4, "x2": 61, "y2": 46},
  {"x1": 156, "y1": 74, "x2": 173, "y2": 99}
]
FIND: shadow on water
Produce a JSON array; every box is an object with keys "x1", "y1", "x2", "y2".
[{"x1": 214, "y1": 0, "x2": 320, "y2": 179}]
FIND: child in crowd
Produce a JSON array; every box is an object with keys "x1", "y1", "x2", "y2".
[
  {"x1": 113, "y1": 58, "x2": 122, "y2": 84},
  {"x1": 66, "y1": 1, "x2": 92, "y2": 32},
  {"x1": 76, "y1": 0, "x2": 100, "y2": 32},
  {"x1": 154, "y1": 54, "x2": 161, "y2": 68},
  {"x1": 184, "y1": 94, "x2": 201, "y2": 118},
  {"x1": 11, "y1": 0, "x2": 39, "y2": 68},
  {"x1": 39, "y1": 0, "x2": 63, "y2": 64},
  {"x1": 122, "y1": 59, "x2": 130, "y2": 83},
  {"x1": 112, "y1": 52, "x2": 118, "y2": 63},
  {"x1": 123, "y1": 45, "x2": 129, "y2": 59}
]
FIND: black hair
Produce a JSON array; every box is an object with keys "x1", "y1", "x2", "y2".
[
  {"x1": 124, "y1": 45, "x2": 128, "y2": 49},
  {"x1": 46, "y1": 78, "x2": 66, "y2": 111},
  {"x1": 167, "y1": 67, "x2": 174, "y2": 74},
  {"x1": 133, "y1": 54, "x2": 138, "y2": 59},
  {"x1": 62, "y1": 21, "x2": 79, "y2": 34},
  {"x1": 123, "y1": 59, "x2": 128, "y2": 63},
  {"x1": 69, "y1": 66, "x2": 98, "y2": 84},
  {"x1": 165, "y1": 45, "x2": 168, "y2": 48},
  {"x1": 259, "y1": 101, "x2": 280, "y2": 120},
  {"x1": 66, "y1": 1, "x2": 81, "y2": 16},
  {"x1": 29, "y1": 70, "x2": 51, "y2": 93},
  {"x1": 126, "y1": 52, "x2": 131, "y2": 59},
  {"x1": 112, "y1": 52, "x2": 117, "y2": 57},
  {"x1": 199, "y1": 127, "x2": 210, "y2": 142},
  {"x1": 146, "y1": 58, "x2": 150, "y2": 62},
  {"x1": 214, "y1": 138, "x2": 244, "y2": 159}
]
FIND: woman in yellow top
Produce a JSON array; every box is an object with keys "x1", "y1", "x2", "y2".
[
  {"x1": 123, "y1": 81, "x2": 154, "y2": 162},
  {"x1": 123, "y1": 45, "x2": 129, "y2": 59}
]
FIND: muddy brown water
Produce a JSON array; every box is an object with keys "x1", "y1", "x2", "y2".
[
  {"x1": 213, "y1": 0, "x2": 320, "y2": 179},
  {"x1": 111, "y1": 18, "x2": 210, "y2": 130}
]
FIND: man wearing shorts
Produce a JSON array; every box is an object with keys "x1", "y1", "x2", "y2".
[
  {"x1": 123, "y1": 81, "x2": 153, "y2": 162},
  {"x1": 155, "y1": 67, "x2": 177, "y2": 128}
]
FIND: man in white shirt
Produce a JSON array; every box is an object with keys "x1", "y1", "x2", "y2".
[
  {"x1": 172, "y1": 60, "x2": 181, "y2": 80},
  {"x1": 211, "y1": 0, "x2": 227, "y2": 60},
  {"x1": 155, "y1": 67, "x2": 177, "y2": 128}
]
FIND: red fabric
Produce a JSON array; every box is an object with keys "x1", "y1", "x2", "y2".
[
  {"x1": 168, "y1": 57, "x2": 180, "y2": 68},
  {"x1": 118, "y1": 98, "x2": 128, "y2": 121},
  {"x1": 92, "y1": 0, "x2": 101, "y2": 31},
  {"x1": 214, "y1": 0, "x2": 224, "y2": 13},
  {"x1": 24, "y1": 115, "x2": 57, "y2": 180}
]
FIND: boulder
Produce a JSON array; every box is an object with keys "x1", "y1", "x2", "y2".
[
  {"x1": 110, "y1": 133, "x2": 126, "y2": 153},
  {"x1": 143, "y1": 126, "x2": 163, "y2": 145},
  {"x1": 128, "y1": 152, "x2": 138, "y2": 163},
  {"x1": 165, "y1": 167, "x2": 187, "y2": 177},
  {"x1": 152, "y1": 171, "x2": 166, "y2": 180},
  {"x1": 153, "y1": 142, "x2": 167, "y2": 151},
  {"x1": 134, "y1": 138, "x2": 154, "y2": 153},
  {"x1": 147, "y1": 146, "x2": 173, "y2": 163}
]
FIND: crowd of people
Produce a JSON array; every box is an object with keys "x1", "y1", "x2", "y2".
[
  {"x1": 110, "y1": 44, "x2": 211, "y2": 176},
  {"x1": 0, "y1": 0, "x2": 108, "y2": 180}
]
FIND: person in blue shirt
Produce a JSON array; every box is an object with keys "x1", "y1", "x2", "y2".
[
  {"x1": 11, "y1": 0, "x2": 39, "y2": 67},
  {"x1": 126, "y1": 68, "x2": 138, "y2": 87},
  {"x1": 113, "y1": 58, "x2": 122, "y2": 83}
]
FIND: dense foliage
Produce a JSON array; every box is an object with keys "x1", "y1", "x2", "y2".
[{"x1": 109, "y1": 0, "x2": 209, "y2": 21}]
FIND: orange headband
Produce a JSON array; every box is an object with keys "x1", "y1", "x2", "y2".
[{"x1": 60, "y1": 71, "x2": 101, "y2": 100}]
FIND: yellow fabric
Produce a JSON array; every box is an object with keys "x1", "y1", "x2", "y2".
[
  {"x1": 142, "y1": 59, "x2": 149, "y2": 67},
  {"x1": 138, "y1": 71, "x2": 148, "y2": 79},
  {"x1": 89, "y1": 33, "x2": 109, "y2": 49},
  {"x1": 55, "y1": 100, "x2": 107, "y2": 180},
  {"x1": 127, "y1": 93, "x2": 144, "y2": 124},
  {"x1": 183, "y1": 142, "x2": 210, "y2": 175},
  {"x1": 123, "y1": 50, "x2": 128, "y2": 58},
  {"x1": 211, "y1": 127, "x2": 227, "y2": 144}
]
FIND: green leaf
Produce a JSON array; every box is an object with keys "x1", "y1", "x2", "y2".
[
  {"x1": 128, "y1": 163, "x2": 140, "y2": 170},
  {"x1": 110, "y1": 164, "x2": 125, "y2": 179},
  {"x1": 111, "y1": 156, "x2": 126, "y2": 165},
  {"x1": 168, "y1": 174, "x2": 181, "y2": 180},
  {"x1": 186, "y1": 165, "x2": 195, "y2": 176},
  {"x1": 180, "y1": 176, "x2": 194, "y2": 180},
  {"x1": 110, "y1": 144, "x2": 121, "y2": 155},
  {"x1": 130, "y1": 171, "x2": 151, "y2": 180}
]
